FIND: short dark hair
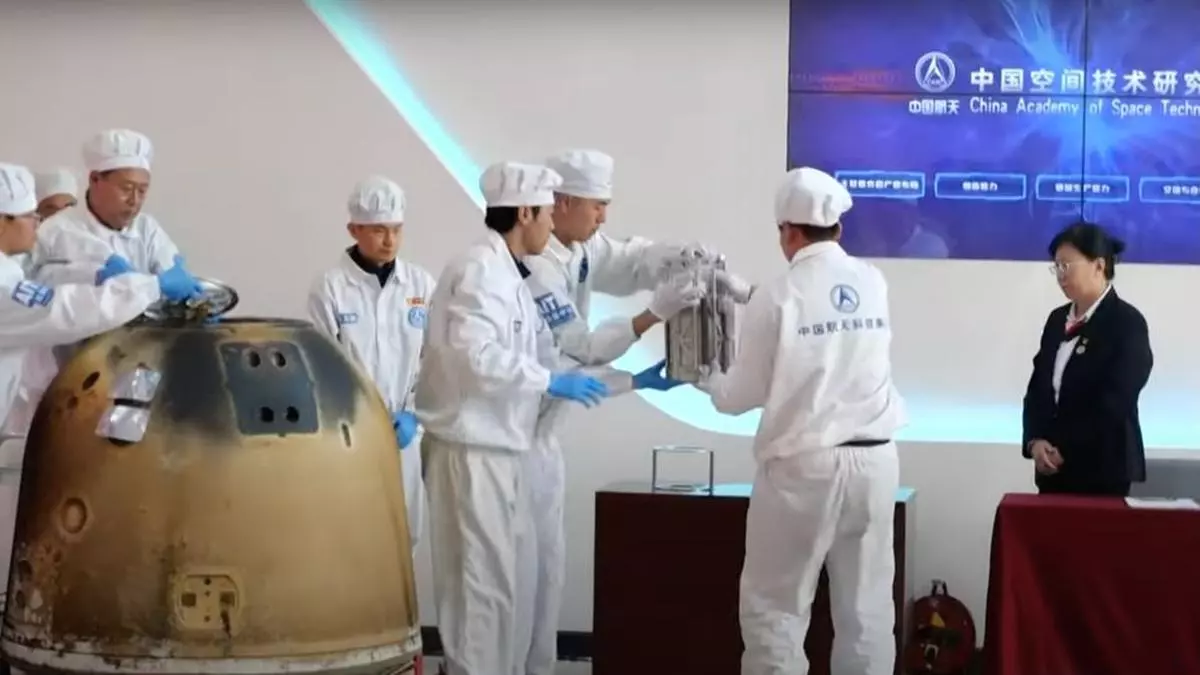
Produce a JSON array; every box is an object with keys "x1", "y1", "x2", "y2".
[
  {"x1": 1048, "y1": 221, "x2": 1126, "y2": 280},
  {"x1": 484, "y1": 206, "x2": 541, "y2": 234},
  {"x1": 784, "y1": 222, "x2": 841, "y2": 242}
]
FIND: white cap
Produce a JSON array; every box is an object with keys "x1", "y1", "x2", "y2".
[
  {"x1": 545, "y1": 149, "x2": 614, "y2": 200},
  {"x1": 34, "y1": 168, "x2": 79, "y2": 202},
  {"x1": 82, "y1": 128, "x2": 154, "y2": 173},
  {"x1": 774, "y1": 167, "x2": 853, "y2": 228},
  {"x1": 347, "y1": 175, "x2": 406, "y2": 225},
  {"x1": 480, "y1": 162, "x2": 563, "y2": 208},
  {"x1": 0, "y1": 163, "x2": 38, "y2": 216}
]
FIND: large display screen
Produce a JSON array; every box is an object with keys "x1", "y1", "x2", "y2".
[{"x1": 788, "y1": 0, "x2": 1200, "y2": 263}]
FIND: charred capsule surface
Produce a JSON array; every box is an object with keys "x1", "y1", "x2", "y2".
[{"x1": 3, "y1": 318, "x2": 419, "y2": 674}]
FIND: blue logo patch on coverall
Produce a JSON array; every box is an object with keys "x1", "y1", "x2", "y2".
[
  {"x1": 10, "y1": 281, "x2": 54, "y2": 308},
  {"x1": 407, "y1": 306, "x2": 427, "y2": 329},
  {"x1": 534, "y1": 293, "x2": 577, "y2": 329}
]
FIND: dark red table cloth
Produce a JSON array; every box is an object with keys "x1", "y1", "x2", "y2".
[{"x1": 984, "y1": 493, "x2": 1200, "y2": 675}]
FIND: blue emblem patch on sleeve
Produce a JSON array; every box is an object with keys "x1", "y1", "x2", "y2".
[
  {"x1": 10, "y1": 280, "x2": 54, "y2": 308},
  {"x1": 534, "y1": 292, "x2": 577, "y2": 329}
]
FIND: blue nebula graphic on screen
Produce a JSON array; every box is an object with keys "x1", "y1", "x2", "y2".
[{"x1": 789, "y1": 0, "x2": 1200, "y2": 264}]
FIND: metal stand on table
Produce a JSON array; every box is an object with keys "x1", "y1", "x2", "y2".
[{"x1": 650, "y1": 445, "x2": 715, "y2": 494}]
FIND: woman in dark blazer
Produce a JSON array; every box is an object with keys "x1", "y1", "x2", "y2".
[{"x1": 1022, "y1": 222, "x2": 1153, "y2": 496}]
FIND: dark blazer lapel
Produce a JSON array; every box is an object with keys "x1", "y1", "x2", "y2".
[
  {"x1": 1060, "y1": 289, "x2": 1119, "y2": 395},
  {"x1": 1075, "y1": 288, "x2": 1119, "y2": 342},
  {"x1": 1046, "y1": 304, "x2": 1069, "y2": 343}
]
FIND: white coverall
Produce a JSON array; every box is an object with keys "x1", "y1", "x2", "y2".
[
  {"x1": 307, "y1": 249, "x2": 436, "y2": 550},
  {"x1": 0, "y1": 252, "x2": 164, "y2": 584},
  {"x1": 413, "y1": 230, "x2": 557, "y2": 675},
  {"x1": 703, "y1": 241, "x2": 907, "y2": 675},
  {"x1": 30, "y1": 207, "x2": 179, "y2": 285},
  {"x1": 514, "y1": 231, "x2": 676, "y2": 673},
  {"x1": 10, "y1": 207, "x2": 180, "y2": 448}
]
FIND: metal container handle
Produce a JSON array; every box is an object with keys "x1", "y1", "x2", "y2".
[{"x1": 651, "y1": 445, "x2": 715, "y2": 494}]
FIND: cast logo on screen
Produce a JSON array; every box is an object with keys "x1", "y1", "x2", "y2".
[
  {"x1": 915, "y1": 51, "x2": 956, "y2": 93},
  {"x1": 830, "y1": 284, "x2": 860, "y2": 314}
]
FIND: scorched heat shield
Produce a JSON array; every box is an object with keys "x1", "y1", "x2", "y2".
[{"x1": 2, "y1": 316, "x2": 420, "y2": 675}]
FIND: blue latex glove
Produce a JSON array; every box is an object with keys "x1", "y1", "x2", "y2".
[
  {"x1": 392, "y1": 411, "x2": 418, "y2": 450},
  {"x1": 632, "y1": 359, "x2": 685, "y2": 392},
  {"x1": 157, "y1": 255, "x2": 204, "y2": 302},
  {"x1": 547, "y1": 372, "x2": 609, "y2": 407},
  {"x1": 94, "y1": 254, "x2": 134, "y2": 285}
]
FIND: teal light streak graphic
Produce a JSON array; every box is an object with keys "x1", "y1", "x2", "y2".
[
  {"x1": 305, "y1": 0, "x2": 760, "y2": 438},
  {"x1": 306, "y1": 0, "x2": 484, "y2": 210}
]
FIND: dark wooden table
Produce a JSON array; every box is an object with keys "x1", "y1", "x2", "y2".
[
  {"x1": 984, "y1": 494, "x2": 1200, "y2": 675},
  {"x1": 593, "y1": 482, "x2": 916, "y2": 675}
]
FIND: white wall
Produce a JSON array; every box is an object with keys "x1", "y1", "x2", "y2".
[{"x1": 3, "y1": 0, "x2": 1198, "y2": 641}]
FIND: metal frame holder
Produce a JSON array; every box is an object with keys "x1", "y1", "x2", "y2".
[
  {"x1": 0, "y1": 433, "x2": 25, "y2": 475},
  {"x1": 141, "y1": 277, "x2": 240, "y2": 323},
  {"x1": 650, "y1": 445, "x2": 715, "y2": 494},
  {"x1": 0, "y1": 433, "x2": 16, "y2": 614}
]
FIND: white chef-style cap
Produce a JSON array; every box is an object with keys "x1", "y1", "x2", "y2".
[
  {"x1": 774, "y1": 167, "x2": 853, "y2": 228},
  {"x1": 0, "y1": 163, "x2": 38, "y2": 216},
  {"x1": 480, "y1": 162, "x2": 563, "y2": 208},
  {"x1": 34, "y1": 168, "x2": 79, "y2": 202},
  {"x1": 545, "y1": 149, "x2": 614, "y2": 201},
  {"x1": 347, "y1": 175, "x2": 406, "y2": 225},
  {"x1": 82, "y1": 128, "x2": 154, "y2": 174}
]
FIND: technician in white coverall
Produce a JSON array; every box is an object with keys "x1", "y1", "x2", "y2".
[
  {"x1": 415, "y1": 161, "x2": 610, "y2": 675},
  {"x1": 5, "y1": 169, "x2": 78, "y2": 276},
  {"x1": 33, "y1": 168, "x2": 78, "y2": 220},
  {"x1": 517, "y1": 148, "x2": 705, "y2": 674},
  {"x1": 699, "y1": 167, "x2": 907, "y2": 675},
  {"x1": 0, "y1": 161, "x2": 204, "y2": 439},
  {"x1": 0, "y1": 163, "x2": 200, "y2": 585},
  {"x1": 307, "y1": 175, "x2": 435, "y2": 552},
  {"x1": 31, "y1": 128, "x2": 179, "y2": 286},
  {"x1": 16, "y1": 129, "x2": 188, "y2": 447}
]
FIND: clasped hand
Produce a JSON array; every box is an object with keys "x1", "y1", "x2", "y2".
[
  {"x1": 632, "y1": 359, "x2": 685, "y2": 392},
  {"x1": 94, "y1": 254, "x2": 134, "y2": 285},
  {"x1": 648, "y1": 277, "x2": 704, "y2": 320},
  {"x1": 158, "y1": 255, "x2": 205, "y2": 302},
  {"x1": 1029, "y1": 439, "x2": 1064, "y2": 475},
  {"x1": 547, "y1": 372, "x2": 609, "y2": 407},
  {"x1": 392, "y1": 411, "x2": 418, "y2": 450},
  {"x1": 714, "y1": 270, "x2": 754, "y2": 304}
]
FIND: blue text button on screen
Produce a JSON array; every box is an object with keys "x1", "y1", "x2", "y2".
[
  {"x1": 834, "y1": 171, "x2": 926, "y2": 199},
  {"x1": 1035, "y1": 175, "x2": 1130, "y2": 203},
  {"x1": 933, "y1": 173, "x2": 1027, "y2": 201},
  {"x1": 1139, "y1": 177, "x2": 1200, "y2": 205}
]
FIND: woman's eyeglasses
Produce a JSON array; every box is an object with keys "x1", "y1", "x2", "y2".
[{"x1": 1049, "y1": 261, "x2": 1077, "y2": 276}]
